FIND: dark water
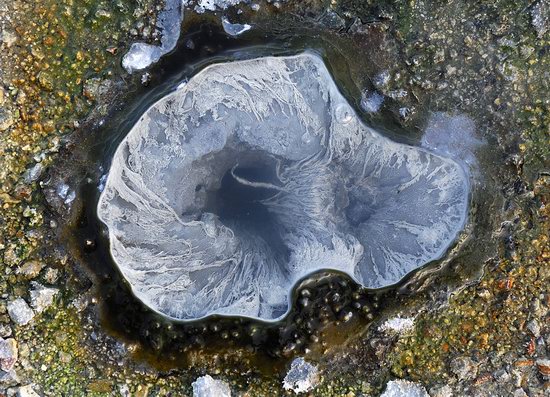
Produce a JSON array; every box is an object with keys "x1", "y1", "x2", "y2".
[{"x1": 58, "y1": 12, "x2": 505, "y2": 374}]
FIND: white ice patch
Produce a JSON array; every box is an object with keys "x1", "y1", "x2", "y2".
[
  {"x1": 122, "y1": 0, "x2": 184, "y2": 73},
  {"x1": 360, "y1": 90, "x2": 384, "y2": 113},
  {"x1": 421, "y1": 112, "x2": 484, "y2": 170},
  {"x1": 98, "y1": 53, "x2": 470, "y2": 321},
  {"x1": 381, "y1": 380, "x2": 429, "y2": 397},
  {"x1": 283, "y1": 358, "x2": 320, "y2": 394},
  {"x1": 221, "y1": 16, "x2": 252, "y2": 36}
]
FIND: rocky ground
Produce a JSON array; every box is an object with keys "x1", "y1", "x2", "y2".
[{"x1": 0, "y1": 0, "x2": 548, "y2": 396}]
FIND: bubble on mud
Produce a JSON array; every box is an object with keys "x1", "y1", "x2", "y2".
[{"x1": 98, "y1": 53, "x2": 470, "y2": 321}]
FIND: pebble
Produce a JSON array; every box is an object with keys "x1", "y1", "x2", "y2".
[
  {"x1": 0, "y1": 108, "x2": 14, "y2": 131},
  {"x1": 512, "y1": 388, "x2": 528, "y2": 397},
  {"x1": 450, "y1": 356, "x2": 478, "y2": 381},
  {"x1": 43, "y1": 268, "x2": 59, "y2": 284},
  {"x1": 23, "y1": 163, "x2": 44, "y2": 184},
  {"x1": 493, "y1": 368, "x2": 510, "y2": 383},
  {"x1": 16, "y1": 260, "x2": 44, "y2": 279},
  {"x1": 191, "y1": 375, "x2": 231, "y2": 397},
  {"x1": 7, "y1": 299, "x2": 34, "y2": 326},
  {"x1": 0, "y1": 28, "x2": 17, "y2": 47},
  {"x1": 37, "y1": 71, "x2": 53, "y2": 91},
  {"x1": 29, "y1": 283, "x2": 58, "y2": 314},
  {"x1": 0, "y1": 324, "x2": 12, "y2": 338},
  {"x1": 0, "y1": 338, "x2": 18, "y2": 371},
  {"x1": 0, "y1": 368, "x2": 19, "y2": 387},
  {"x1": 536, "y1": 358, "x2": 550, "y2": 377},
  {"x1": 526, "y1": 319, "x2": 541, "y2": 337}
]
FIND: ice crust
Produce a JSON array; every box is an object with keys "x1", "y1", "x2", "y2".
[
  {"x1": 122, "y1": 0, "x2": 183, "y2": 73},
  {"x1": 221, "y1": 17, "x2": 252, "y2": 36},
  {"x1": 98, "y1": 53, "x2": 470, "y2": 321}
]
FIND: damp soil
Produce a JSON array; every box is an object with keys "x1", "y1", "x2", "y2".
[{"x1": 54, "y1": 12, "x2": 508, "y2": 376}]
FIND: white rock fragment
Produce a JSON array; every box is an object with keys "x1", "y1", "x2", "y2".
[
  {"x1": 192, "y1": 375, "x2": 231, "y2": 397},
  {"x1": 283, "y1": 358, "x2": 320, "y2": 394},
  {"x1": 379, "y1": 316, "x2": 415, "y2": 334},
  {"x1": 7, "y1": 299, "x2": 34, "y2": 326},
  {"x1": 221, "y1": 16, "x2": 252, "y2": 36},
  {"x1": 381, "y1": 380, "x2": 429, "y2": 397},
  {"x1": 29, "y1": 282, "x2": 59, "y2": 314},
  {"x1": 122, "y1": 0, "x2": 183, "y2": 73}
]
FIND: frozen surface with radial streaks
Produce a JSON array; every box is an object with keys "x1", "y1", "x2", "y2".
[{"x1": 98, "y1": 53, "x2": 470, "y2": 321}]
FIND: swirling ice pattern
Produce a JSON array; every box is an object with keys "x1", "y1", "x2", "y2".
[{"x1": 98, "y1": 53, "x2": 469, "y2": 321}]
